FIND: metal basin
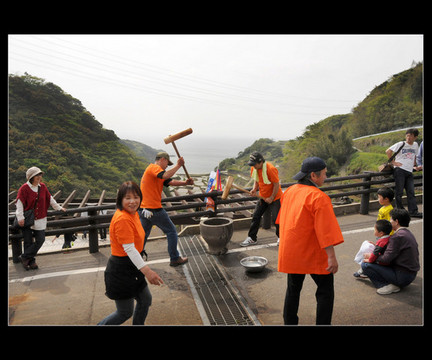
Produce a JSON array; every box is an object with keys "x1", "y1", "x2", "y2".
[{"x1": 240, "y1": 256, "x2": 268, "y2": 273}]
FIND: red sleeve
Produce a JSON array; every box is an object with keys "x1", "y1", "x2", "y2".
[{"x1": 368, "y1": 253, "x2": 377, "y2": 263}]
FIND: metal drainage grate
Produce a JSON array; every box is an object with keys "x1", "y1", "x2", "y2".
[{"x1": 178, "y1": 235, "x2": 257, "y2": 326}]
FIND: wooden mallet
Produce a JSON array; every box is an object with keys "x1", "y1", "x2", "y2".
[
  {"x1": 221, "y1": 176, "x2": 265, "y2": 200},
  {"x1": 164, "y1": 128, "x2": 193, "y2": 179}
]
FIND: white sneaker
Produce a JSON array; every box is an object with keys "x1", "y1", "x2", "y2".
[
  {"x1": 377, "y1": 284, "x2": 401, "y2": 295},
  {"x1": 240, "y1": 237, "x2": 257, "y2": 247}
]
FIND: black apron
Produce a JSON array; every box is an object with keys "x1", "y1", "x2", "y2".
[{"x1": 104, "y1": 255, "x2": 147, "y2": 300}]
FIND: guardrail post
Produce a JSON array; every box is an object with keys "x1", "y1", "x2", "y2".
[
  {"x1": 88, "y1": 208, "x2": 99, "y2": 253},
  {"x1": 360, "y1": 172, "x2": 372, "y2": 215}
]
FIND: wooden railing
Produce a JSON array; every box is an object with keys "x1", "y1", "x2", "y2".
[{"x1": 8, "y1": 170, "x2": 422, "y2": 261}]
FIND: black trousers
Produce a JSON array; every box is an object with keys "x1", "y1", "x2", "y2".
[
  {"x1": 248, "y1": 199, "x2": 280, "y2": 240},
  {"x1": 393, "y1": 167, "x2": 418, "y2": 214},
  {"x1": 283, "y1": 273, "x2": 334, "y2": 325},
  {"x1": 21, "y1": 227, "x2": 45, "y2": 260}
]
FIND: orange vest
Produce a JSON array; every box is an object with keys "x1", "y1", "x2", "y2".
[
  {"x1": 250, "y1": 162, "x2": 282, "y2": 200},
  {"x1": 140, "y1": 163, "x2": 166, "y2": 209},
  {"x1": 109, "y1": 209, "x2": 145, "y2": 257},
  {"x1": 277, "y1": 184, "x2": 344, "y2": 274}
]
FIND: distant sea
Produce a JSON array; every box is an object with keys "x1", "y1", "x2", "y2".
[{"x1": 141, "y1": 137, "x2": 256, "y2": 175}]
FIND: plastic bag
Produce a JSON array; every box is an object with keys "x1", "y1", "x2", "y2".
[{"x1": 354, "y1": 240, "x2": 375, "y2": 264}]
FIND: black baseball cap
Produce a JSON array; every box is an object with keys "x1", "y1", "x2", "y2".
[
  {"x1": 293, "y1": 157, "x2": 327, "y2": 180},
  {"x1": 247, "y1": 151, "x2": 265, "y2": 166}
]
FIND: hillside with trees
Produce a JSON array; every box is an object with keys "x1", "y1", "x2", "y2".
[
  {"x1": 9, "y1": 73, "x2": 152, "y2": 197},
  {"x1": 219, "y1": 62, "x2": 423, "y2": 183}
]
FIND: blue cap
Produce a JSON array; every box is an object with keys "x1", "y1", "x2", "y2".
[{"x1": 293, "y1": 157, "x2": 326, "y2": 180}]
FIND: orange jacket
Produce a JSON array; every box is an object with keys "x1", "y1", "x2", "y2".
[
  {"x1": 277, "y1": 184, "x2": 344, "y2": 274},
  {"x1": 109, "y1": 209, "x2": 145, "y2": 257}
]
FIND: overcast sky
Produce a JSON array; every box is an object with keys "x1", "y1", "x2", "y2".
[{"x1": 8, "y1": 34, "x2": 423, "y2": 150}]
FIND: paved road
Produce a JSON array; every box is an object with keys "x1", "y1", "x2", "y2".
[{"x1": 8, "y1": 207, "x2": 423, "y2": 326}]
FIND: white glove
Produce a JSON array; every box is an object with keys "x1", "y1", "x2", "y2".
[{"x1": 141, "y1": 208, "x2": 153, "y2": 219}]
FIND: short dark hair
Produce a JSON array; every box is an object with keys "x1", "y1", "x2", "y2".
[
  {"x1": 304, "y1": 170, "x2": 322, "y2": 180},
  {"x1": 116, "y1": 181, "x2": 142, "y2": 211},
  {"x1": 406, "y1": 128, "x2": 419, "y2": 137},
  {"x1": 377, "y1": 187, "x2": 394, "y2": 202},
  {"x1": 375, "y1": 219, "x2": 393, "y2": 235},
  {"x1": 298, "y1": 169, "x2": 323, "y2": 185},
  {"x1": 390, "y1": 208, "x2": 411, "y2": 227}
]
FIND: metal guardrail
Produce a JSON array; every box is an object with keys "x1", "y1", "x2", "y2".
[{"x1": 8, "y1": 170, "x2": 422, "y2": 261}]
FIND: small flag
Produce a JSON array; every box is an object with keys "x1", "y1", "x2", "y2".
[{"x1": 205, "y1": 169, "x2": 221, "y2": 212}]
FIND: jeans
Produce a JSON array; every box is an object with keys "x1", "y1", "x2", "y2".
[
  {"x1": 21, "y1": 228, "x2": 45, "y2": 260},
  {"x1": 283, "y1": 273, "x2": 334, "y2": 325},
  {"x1": 98, "y1": 286, "x2": 152, "y2": 325},
  {"x1": 248, "y1": 199, "x2": 280, "y2": 240},
  {"x1": 139, "y1": 208, "x2": 180, "y2": 261},
  {"x1": 393, "y1": 167, "x2": 418, "y2": 213},
  {"x1": 361, "y1": 262, "x2": 417, "y2": 289}
]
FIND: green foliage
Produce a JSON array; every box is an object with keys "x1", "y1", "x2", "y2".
[
  {"x1": 218, "y1": 157, "x2": 236, "y2": 171},
  {"x1": 350, "y1": 63, "x2": 422, "y2": 137},
  {"x1": 278, "y1": 114, "x2": 356, "y2": 179},
  {"x1": 218, "y1": 138, "x2": 286, "y2": 172},
  {"x1": 9, "y1": 73, "x2": 150, "y2": 197},
  {"x1": 120, "y1": 139, "x2": 162, "y2": 162},
  {"x1": 236, "y1": 138, "x2": 284, "y2": 159},
  {"x1": 346, "y1": 152, "x2": 388, "y2": 174}
]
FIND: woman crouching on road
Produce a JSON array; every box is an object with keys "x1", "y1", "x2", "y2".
[{"x1": 98, "y1": 181, "x2": 163, "y2": 325}]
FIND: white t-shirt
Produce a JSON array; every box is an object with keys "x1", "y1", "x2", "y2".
[{"x1": 389, "y1": 141, "x2": 419, "y2": 173}]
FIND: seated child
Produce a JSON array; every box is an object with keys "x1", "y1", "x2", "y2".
[{"x1": 353, "y1": 219, "x2": 393, "y2": 278}]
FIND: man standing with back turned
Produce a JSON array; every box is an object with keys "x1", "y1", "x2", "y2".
[{"x1": 277, "y1": 157, "x2": 344, "y2": 325}]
